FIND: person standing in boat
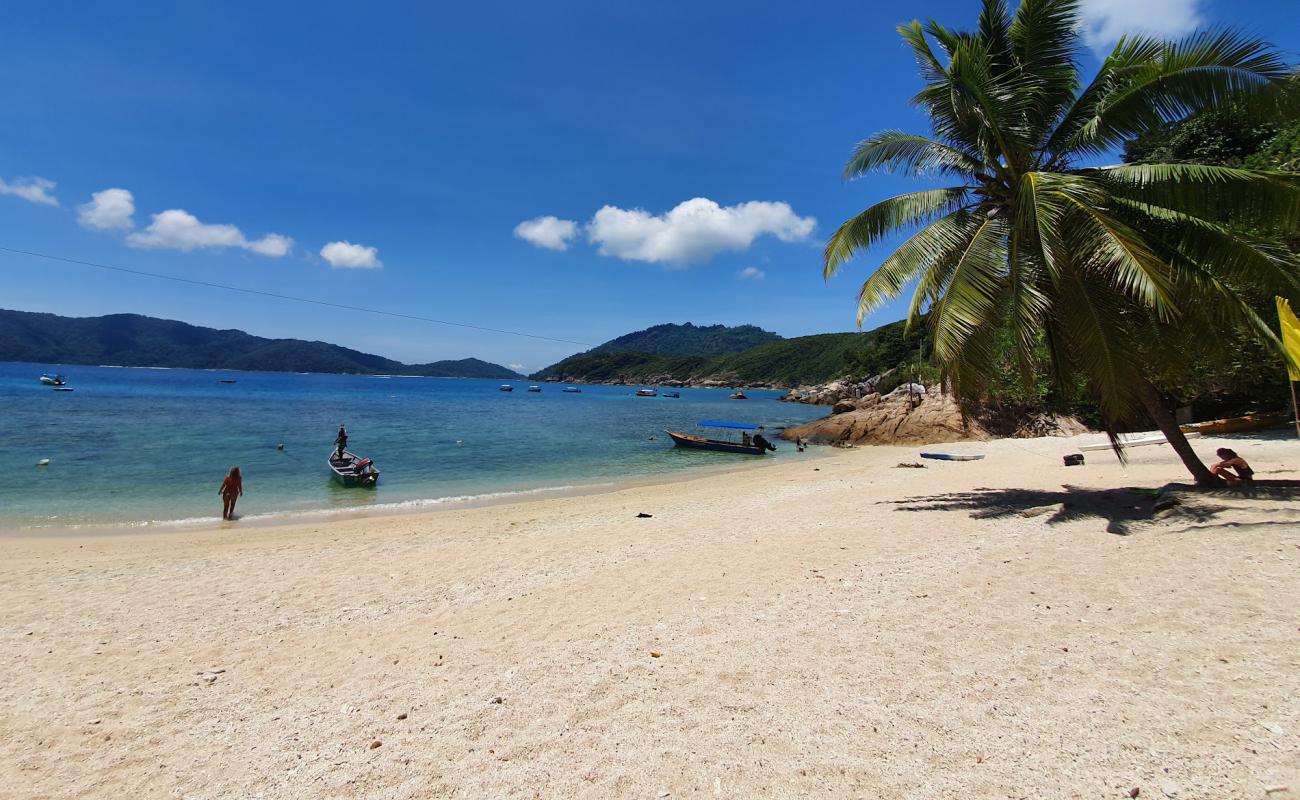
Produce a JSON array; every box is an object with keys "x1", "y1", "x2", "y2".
[
  {"x1": 219, "y1": 466, "x2": 243, "y2": 521},
  {"x1": 335, "y1": 424, "x2": 348, "y2": 462}
]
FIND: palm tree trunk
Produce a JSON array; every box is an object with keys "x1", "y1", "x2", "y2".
[{"x1": 1135, "y1": 379, "x2": 1219, "y2": 487}]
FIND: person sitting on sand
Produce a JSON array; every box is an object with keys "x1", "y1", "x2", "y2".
[
  {"x1": 1210, "y1": 448, "x2": 1254, "y2": 486},
  {"x1": 335, "y1": 424, "x2": 348, "y2": 462},
  {"x1": 219, "y1": 466, "x2": 243, "y2": 521}
]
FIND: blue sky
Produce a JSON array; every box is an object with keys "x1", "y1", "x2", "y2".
[{"x1": 1, "y1": 0, "x2": 1296, "y2": 371}]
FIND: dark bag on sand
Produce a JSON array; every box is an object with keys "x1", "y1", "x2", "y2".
[{"x1": 1063, "y1": 453, "x2": 1085, "y2": 467}]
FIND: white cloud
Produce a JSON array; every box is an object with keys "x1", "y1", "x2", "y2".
[
  {"x1": 0, "y1": 176, "x2": 58, "y2": 206},
  {"x1": 514, "y1": 215, "x2": 579, "y2": 251},
  {"x1": 1079, "y1": 0, "x2": 1204, "y2": 50},
  {"x1": 587, "y1": 198, "x2": 815, "y2": 266},
  {"x1": 126, "y1": 209, "x2": 292, "y2": 257},
  {"x1": 77, "y1": 188, "x2": 135, "y2": 231},
  {"x1": 509, "y1": 363, "x2": 525, "y2": 370},
  {"x1": 737, "y1": 266, "x2": 766, "y2": 280},
  {"x1": 320, "y1": 240, "x2": 382, "y2": 269}
]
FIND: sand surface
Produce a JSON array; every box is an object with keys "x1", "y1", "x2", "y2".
[{"x1": 2, "y1": 431, "x2": 1299, "y2": 799}]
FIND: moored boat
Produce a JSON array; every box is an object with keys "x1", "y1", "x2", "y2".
[
  {"x1": 667, "y1": 421, "x2": 773, "y2": 455},
  {"x1": 499, "y1": 384, "x2": 514, "y2": 392},
  {"x1": 527, "y1": 385, "x2": 542, "y2": 392},
  {"x1": 327, "y1": 450, "x2": 380, "y2": 487},
  {"x1": 562, "y1": 386, "x2": 582, "y2": 393},
  {"x1": 39, "y1": 373, "x2": 66, "y2": 386},
  {"x1": 635, "y1": 388, "x2": 657, "y2": 397},
  {"x1": 662, "y1": 391, "x2": 680, "y2": 398}
]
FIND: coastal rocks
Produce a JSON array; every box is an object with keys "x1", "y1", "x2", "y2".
[
  {"x1": 781, "y1": 389, "x2": 983, "y2": 447},
  {"x1": 781, "y1": 369, "x2": 901, "y2": 406},
  {"x1": 782, "y1": 387, "x2": 1090, "y2": 447}
]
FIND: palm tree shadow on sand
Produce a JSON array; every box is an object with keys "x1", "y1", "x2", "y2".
[{"x1": 886, "y1": 481, "x2": 1300, "y2": 536}]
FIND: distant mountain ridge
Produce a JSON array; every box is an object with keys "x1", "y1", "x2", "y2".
[
  {"x1": 585, "y1": 322, "x2": 782, "y2": 358},
  {"x1": 0, "y1": 309, "x2": 522, "y2": 378}
]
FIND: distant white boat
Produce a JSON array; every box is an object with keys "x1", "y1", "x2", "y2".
[
  {"x1": 527, "y1": 385, "x2": 542, "y2": 392},
  {"x1": 499, "y1": 384, "x2": 514, "y2": 392},
  {"x1": 39, "y1": 373, "x2": 66, "y2": 386},
  {"x1": 562, "y1": 386, "x2": 582, "y2": 393}
]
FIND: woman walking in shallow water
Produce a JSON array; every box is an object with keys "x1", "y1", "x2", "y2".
[{"x1": 219, "y1": 466, "x2": 243, "y2": 520}]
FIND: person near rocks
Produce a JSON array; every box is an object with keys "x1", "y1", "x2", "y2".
[
  {"x1": 219, "y1": 466, "x2": 243, "y2": 520},
  {"x1": 334, "y1": 424, "x2": 348, "y2": 462},
  {"x1": 1210, "y1": 448, "x2": 1254, "y2": 488}
]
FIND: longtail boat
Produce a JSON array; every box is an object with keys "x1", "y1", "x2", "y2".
[{"x1": 667, "y1": 421, "x2": 773, "y2": 455}]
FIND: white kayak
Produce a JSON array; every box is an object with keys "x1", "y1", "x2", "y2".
[
  {"x1": 1078, "y1": 431, "x2": 1201, "y2": 452},
  {"x1": 920, "y1": 452, "x2": 985, "y2": 461}
]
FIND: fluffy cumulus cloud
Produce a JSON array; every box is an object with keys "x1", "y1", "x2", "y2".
[
  {"x1": 77, "y1": 188, "x2": 136, "y2": 231},
  {"x1": 127, "y1": 209, "x2": 292, "y2": 257},
  {"x1": 587, "y1": 198, "x2": 815, "y2": 266},
  {"x1": 0, "y1": 176, "x2": 59, "y2": 206},
  {"x1": 514, "y1": 215, "x2": 579, "y2": 251},
  {"x1": 1078, "y1": 0, "x2": 1204, "y2": 50},
  {"x1": 319, "y1": 240, "x2": 382, "y2": 269},
  {"x1": 737, "y1": 266, "x2": 766, "y2": 280}
]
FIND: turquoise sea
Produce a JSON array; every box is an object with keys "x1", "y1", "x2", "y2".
[{"x1": 0, "y1": 362, "x2": 826, "y2": 531}]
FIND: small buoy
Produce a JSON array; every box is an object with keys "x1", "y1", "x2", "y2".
[{"x1": 37, "y1": 458, "x2": 50, "y2": 467}]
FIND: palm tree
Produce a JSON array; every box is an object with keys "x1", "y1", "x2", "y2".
[{"x1": 825, "y1": 0, "x2": 1300, "y2": 485}]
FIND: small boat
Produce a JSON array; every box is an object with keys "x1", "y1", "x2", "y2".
[
  {"x1": 499, "y1": 384, "x2": 514, "y2": 392},
  {"x1": 667, "y1": 421, "x2": 771, "y2": 455},
  {"x1": 562, "y1": 386, "x2": 583, "y2": 393},
  {"x1": 636, "y1": 388, "x2": 658, "y2": 397},
  {"x1": 527, "y1": 385, "x2": 542, "y2": 392},
  {"x1": 327, "y1": 450, "x2": 380, "y2": 487},
  {"x1": 39, "y1": 374, "x2": 66, "y2": 386},
  {"x1": 1179, "y1": 411, "x2": 1290, "y2": 436},
  {"x1": 920, "y1": 452, "x2": 985, "y2": 461},
  {"x1": 729, "y1": 391, "x2": 748, "y2": 400},
  {"x1": 52, "y1": 387, "x2": 75, "y2": 392},
  {"x1": 218, "y1": 379, "x2": 237, "y2": 384},
  {"x1": 1077, "y1": 431, "x2": 1204, "y2": 452},
  {"x1": 662, "y1": 391, "x2": 680, "y2": 398}
]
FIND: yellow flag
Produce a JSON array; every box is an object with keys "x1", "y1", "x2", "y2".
[{"x1": 1279, "y1": 296, "x2": 1300, "y2": 381}]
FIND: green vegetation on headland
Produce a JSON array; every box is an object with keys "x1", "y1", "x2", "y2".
[
  {"x1": 0, "y1": 309, "x2": 522, "y2": 378},
  {"x1": 531, "y1": 320, "x2": 926, "y2": 387},
  {"x1": 585, "y1": 322, "x2": 781, "y2": 358}
]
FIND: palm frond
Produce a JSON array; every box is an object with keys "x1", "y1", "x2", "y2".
[
  {"x1": 1009, "y1": 0, "x2": 1082, "y2": 146},
  {"x1": 856, "y1": 210, "x2": 980, "y2": 326},
  {"x1": 843, "y1": 131, "x2": 985, "y2": 179},
  {"x1": 824, "y1": 187, "x2": 972, "y2": 279},
  {"x1": 1052, "y1": 30, "x2": 1290, "y2": 158},
  {"x1": 928, "y1": 215, "x2": 1009, "y2": 365},
  {"x1": 1095, "y1": 163, "x2": 1300, "y2": 226}
]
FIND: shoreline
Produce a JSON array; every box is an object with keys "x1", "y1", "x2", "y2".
[{"x1": 3, "y1": 445, "x2": 833, "y2": 538}]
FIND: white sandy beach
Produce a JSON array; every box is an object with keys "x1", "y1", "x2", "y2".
[{"x1": 2, "y1": 432, "x2": 1298, "y2": 799}]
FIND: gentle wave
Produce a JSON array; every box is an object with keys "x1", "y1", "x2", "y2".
[{"x1": 16, "y1": 483, "x2": 614, "y2": 532}]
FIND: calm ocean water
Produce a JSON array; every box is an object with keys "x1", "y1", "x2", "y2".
[{"x1": 0, "y1": 362, "x2": 826, "y2": 530}]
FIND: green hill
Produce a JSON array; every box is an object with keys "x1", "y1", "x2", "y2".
[
  {"x1": 0, "y1": 309, "x2": 522, "y2": 378},
  {"x1": 586, "y1": 322, "x2": 781, "y2": 358},
  {"x1": 531, "y1": 319, "x2": 926, "y2": 386}
]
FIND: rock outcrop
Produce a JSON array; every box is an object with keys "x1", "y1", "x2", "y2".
[{"x1": 780, "y1": 383, "x2": 1088, "y2": 447}]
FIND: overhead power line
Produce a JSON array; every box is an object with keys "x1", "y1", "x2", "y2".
[{"x1": 0, "y1": 246, "x2": 595, "y2": 347}]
